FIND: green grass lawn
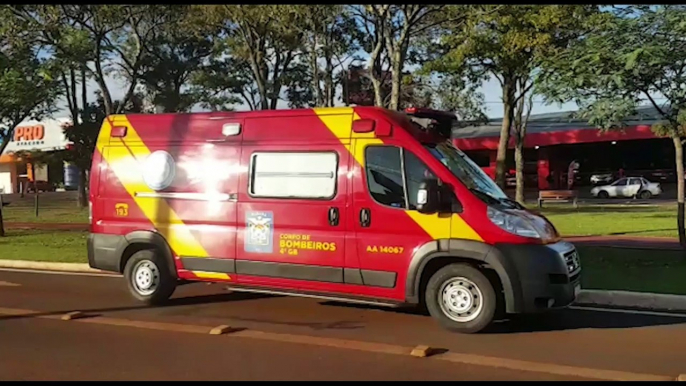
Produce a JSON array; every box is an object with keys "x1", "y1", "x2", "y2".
[
  {"x1": 577, "y1": 245, "x2": 686, "y2": 295},
  {"x1": 1, "y1": 191, "x2": 88, "y2": 223},
  {"x1": 0, "y1": 229, "x2": 88, "y2": 263},
  {"x1": 2, "y1": 206, "x2": 89, "y2": 224},
  {"x1": 539, "y1": 204, "x2": 677, "y2": 238}
]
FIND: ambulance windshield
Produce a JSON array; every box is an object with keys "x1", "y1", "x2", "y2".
[{"x1": 424, "y1": 141, "x2": 508, "y2": 201}]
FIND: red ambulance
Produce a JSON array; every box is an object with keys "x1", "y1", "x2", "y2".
[{"x1": 87, "y1": 106, "x2": 581, "y2": 333}]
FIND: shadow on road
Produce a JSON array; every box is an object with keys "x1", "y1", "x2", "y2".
[
  {"x1": 318, "y1": 300, "x2": 686, "y2": 334},
  {"x1": 486, "y1": 308, "x2": 686, "y2": 334},
  {"x1": 3, "y1": 287, "x2": 685, "y2": 335},
  {"x1": 0, "y1": 291, "x2": 274, "y2": 322}
]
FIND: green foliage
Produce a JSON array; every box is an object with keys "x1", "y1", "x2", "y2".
[
  {"x1": 538, "y1": 6, "x2": 686, "y2": 137},
  {"x1": 0, "y1": 7, "x2": 62, "y2": 156},
  {"x1": 431, "y1": 75, "x2": 487, "y2": 123},
  {"x1": 289, "y1": 5, "x2": 361, "y2": 107},
  {"x1": 136, "y1": 6, "x2": 214, "y2": 112},
  {"x1": 189, "y1": 5, "x2": 305, "y2": 110},
  {"x1": 428, "y1": 5, "x2": 598, "y2": 88},
  {"x1": 424, "y1": 5, "x2": 600, "y2": 187}
]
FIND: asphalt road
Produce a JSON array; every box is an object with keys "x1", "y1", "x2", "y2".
[{"x1": 1, "y1": 269, "x2": 685, "y2": 381}]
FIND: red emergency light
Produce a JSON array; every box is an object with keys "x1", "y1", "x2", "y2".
[{"x1": 110, "y1": 126, "x2": 128, "y2": 138}]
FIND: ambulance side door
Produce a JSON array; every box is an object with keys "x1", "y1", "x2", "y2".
[{"x1": 235, "y1": 142, "x2": 350, "y2": 292}]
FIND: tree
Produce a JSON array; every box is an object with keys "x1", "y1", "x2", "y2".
[
  {"x1": 11, "y1": 5, "x2": 181, "y2": 208},
  {"x1": 190, "y1": 56, "x2": 251, "y2": 111},
  {"x1": 0, "y1": 7, "x2": 62, "y2": 236},
  {"x1": 350, "y1": 5, "x2": 389, "y2": 108},
  {"x1": 135, "y1": 6, "x2": 213, "y2": 113},
  {"x1": 16, "y1": 5, "x2": 170, "y2": 116},
  {"x1": 352, "y1": 5, "x2": 466, "y2": 111},
  {"x1": 537, "y1": 5, "x2": 686, "y2": 247},
  {"x1": 290, "y1": 5, "x2": 361, "y2": 108},
  {"x1": 425, "y1": 5, "x2": 600, "y2": 192},
  {"x1": 512, "y1": 78, "x2": 535, "y2": 204},
  {"x1": 192, "y1": 5, "x2": 305, "y2": 110}
]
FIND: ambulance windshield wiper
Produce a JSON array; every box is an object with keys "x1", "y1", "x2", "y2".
[
  {"x1": 469, "y1": 188, "x2": 523, "y2": 210},
  {"x1": 469, "y1": 188, "x2": 501, "y2": 205},
  {"x1": 499, "y1": 196, "x2": 525, "y2": 210}
]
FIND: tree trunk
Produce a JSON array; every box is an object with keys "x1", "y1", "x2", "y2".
[
  {"x1": 94, "y1": 43, "x2": 114, "y2": 116},
  {"x1": 81, "y1": 67, "x2": 88, "y2": 118},
  {"x1": 310, "y1": 35, "x2": 322, "y2": 107},
  {"x1": 389, "y1": 51, "x2": 403, "y2": 111},
  {"x1": 250, "y1": 61, "x2": 269, "y2": 110},
  {"x1": 514, "y1": 79, "x2": 532, "y2": 205},
  {"x1": 69, "y1": 68, "x2": 78, "y2": 118},
  {"x1": 77, "y1": 167, "x2": 88, "y2": 209},
  {"x1": 495, "y1": 80, "x2": 515, "y2": 189},
  {"x1": 673, "y1": 136, "x2": 686, "y2": 248},
  {"x1": 370, "y1": 74, "x2": 384, "y2": 107},
  {"x1": 324, "y1": 55, "x2": 334, "y2": 107},
  {"x1": 0, "y1": 194, "x2": 5, "y2": 237},
  {"x1": 514, "y1": 136, "x2": 525, "y2": 205}
]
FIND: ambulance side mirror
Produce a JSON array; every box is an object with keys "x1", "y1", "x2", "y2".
[{"x1": 416, "y1": 178, "x2": 440, "y2": 214}]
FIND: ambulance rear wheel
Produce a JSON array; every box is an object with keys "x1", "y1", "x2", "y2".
[
  {"x1": 425, "y1": 263, "x2": 496, "y2": 334},
  {"x1": 124, "y1": 249, "x2": 176, "y2": 305}
]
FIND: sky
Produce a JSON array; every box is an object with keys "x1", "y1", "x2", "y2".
[
  {"x1": 51, "y1": 69, "x2": 580, "y2": 121},
  {"x1": 37, "y1": 4, "x2": 644, "y2": 122}
]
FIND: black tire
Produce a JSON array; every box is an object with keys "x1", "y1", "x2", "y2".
[
  {"x1": 639, "y1": 190, "x2": 652, "y2": 199},
  {"x1": 597, "y1": 190, "x2": 609, "y2": 199},
  {"x1": 424, "y1": 263, "x2": 497, "y2": 334},
  {"x1": 123, "y1": 249, "x2": 176, "y2": 305}
]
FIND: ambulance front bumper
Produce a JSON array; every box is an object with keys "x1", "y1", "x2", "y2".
[{"x1": 494, "y1": 241, "x2": 581, "y2": 313}]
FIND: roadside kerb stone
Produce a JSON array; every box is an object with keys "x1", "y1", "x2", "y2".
[
  {"x1": 0, "y1": 260, "x2": 111, "y2": 275},
  {"x1": 574, "y1": 289, "x2": 686, "y2": 313}
]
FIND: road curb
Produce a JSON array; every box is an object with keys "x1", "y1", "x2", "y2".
[
  {"x1": 0, "y1": 260, "x2": 108, "y2": 274},
  {"x1": 575, "y1": 289, "x2": 686, "y2": 313}
]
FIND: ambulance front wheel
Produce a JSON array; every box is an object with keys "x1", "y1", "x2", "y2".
[
  {"x1": 425, "y1": 263, "x2": 497, "y2": 334},
  {"x1": 124, "y1": 249, "x2": 176, "y2": 305}
]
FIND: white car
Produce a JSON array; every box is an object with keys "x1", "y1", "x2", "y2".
[
  {"x1": 590, "y1": 177, "x2": 662, "y2": 199},
  {"x1": 590, "y1": 172, "x2": 614, "y2": 185}
]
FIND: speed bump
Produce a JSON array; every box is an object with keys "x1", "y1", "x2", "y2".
[
  {"x1": 61, "y1": 311, "x2": 86, "y2": 321},
  {"x1": 677, "y1": 374, "x2": 686, "y2": 381},
  {"x1": 209, "y1": 325, "x2": 237, "y2": 335},
  {"x1": 410, "y1": 345, "x2": 438, "y2": 358}
]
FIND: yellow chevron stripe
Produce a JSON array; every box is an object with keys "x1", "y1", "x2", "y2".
[
  {"x1": 97, "y1": 117, "x2": 210, "y2": 258},
  {"x1": 313, "y1": 108, "x2": 382, "y2": 166},
  {"x1": 313, "y1": 108, "x2": 482, "y2": 243},
  {"x1": 193, "y1": 271, "x2": 231, "y2": 280}
]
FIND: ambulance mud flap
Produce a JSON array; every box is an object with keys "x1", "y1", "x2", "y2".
[{"x1": 405, "y1": 239, "x2": 523, "y2": 314}]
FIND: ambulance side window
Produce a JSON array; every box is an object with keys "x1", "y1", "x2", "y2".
[
  {"x1": 365, "y1": 146, "x2": 406, "y2": 208},
  {"x1": 249, "y1": 151, "x2": 338, "y2": 199},
  {"x1": 365, "y1": 146, "x2": 436, "y2": 210}
]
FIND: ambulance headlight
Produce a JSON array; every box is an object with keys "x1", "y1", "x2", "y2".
[{"x1": 487, "y1": 207, "x2": 541, "y2": 239}]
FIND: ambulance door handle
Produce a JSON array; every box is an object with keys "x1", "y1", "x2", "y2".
[
  {"x1": 328, "y1": 207, "x2": 340, "y2": 226},
  {"x1": 359, "y1": 208, "x2": 371, "y2": 227}
]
